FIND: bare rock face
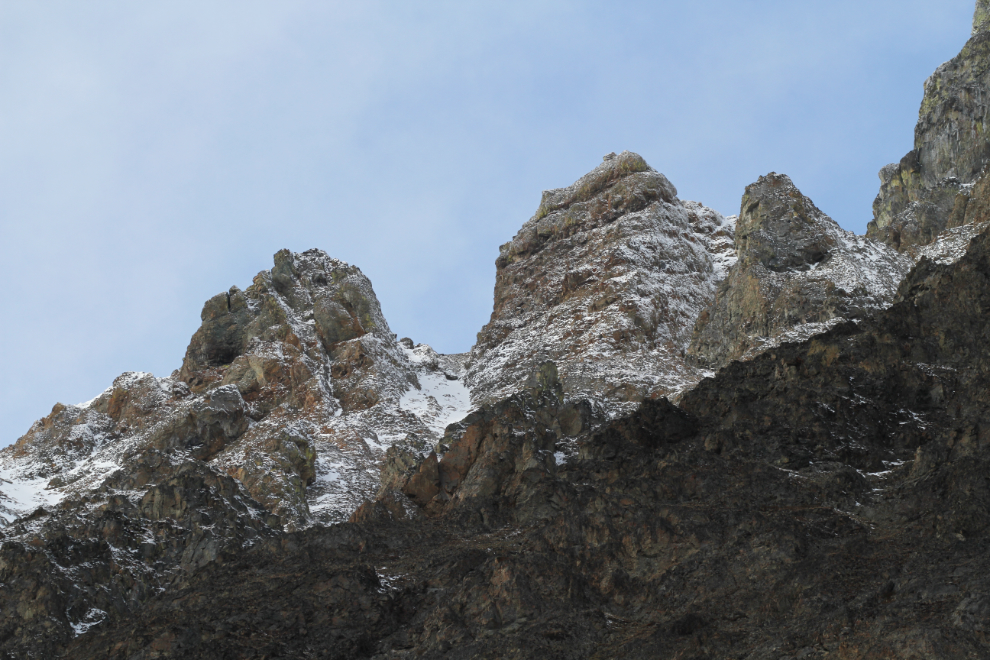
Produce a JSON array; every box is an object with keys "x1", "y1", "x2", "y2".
[
  {"x1": 14, "y1": 8, "x2": 990, "y2": 657},
  {"x1": 0, "y1": 249, "x2": 477, "y2": 654},
  {"x1": 467, "y1": 151, "x2": 736, "y2": 411},
  {"x1": 689, "y1": 173, "x2": 911, "y2": 370},
  {"x1": 2, "y1": 250, "x2": 475, "y2": 529},
  {"x1": 125, "y1": 205, "x2": 990, "y2": 659},
  {"x1": 868, "y1": 17, "x2": 990, "y2": 252},
  {"x1": 978, "y1": 0, "x2": 990, "y2": 35}
]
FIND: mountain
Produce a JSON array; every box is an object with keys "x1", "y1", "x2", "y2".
[
  {"x1": 466, "y1": 150, "x2": 735, "y2": 412},
  {"x1": 6, "y1": 4, "x2": 990, "y2": 658},
  {"x1": 688, "y1": 173, "x2": 911, "y2": 370},
  {"x1": 867, "y1": 2, "x2": 990, "y2": 252}
]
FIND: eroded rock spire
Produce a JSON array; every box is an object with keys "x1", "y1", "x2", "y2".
[{"x1": 976, "y1": 0, "x2": 990, "y2": 35}]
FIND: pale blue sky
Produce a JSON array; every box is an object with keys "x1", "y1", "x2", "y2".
[{"x1": 0, "y1": 1, "x2": 977, "y2": 445}]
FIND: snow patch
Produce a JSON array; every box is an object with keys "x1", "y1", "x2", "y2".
[
  {"x1": 399, "y1": 346, "x2": 473, "y2": 437},
  {"x1": 69, "y1": 608, "x2": 107, "y2": 636}
]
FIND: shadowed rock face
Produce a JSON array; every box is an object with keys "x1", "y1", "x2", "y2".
[
  {"x1": 0, "y1": 249, "x2": 477, "y2": 656},
  {"x1": 12, "y1": 6, "x2": 990, "y2": 658},
  {"x1": 689, "y1": 173, "x2": 910, "y2": 370},
  {"x1": 735, "y1": 173, "x2": 839, "y2": 272},
  {"x1": 868, "y1": 14, "x2": 990, "y2": 252},
  {"x1": 467, "y1": 151, "x2": 737, "y2": 412},
  {"x1": 61, "y1": 208, "x2": 990, "y2": 659}
]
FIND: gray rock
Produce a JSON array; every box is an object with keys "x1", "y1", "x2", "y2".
[
  {"x1": 689, "y1": 173, "x2": 910, "y2": 370},
  {"x1": 868, "y1": 21, "x2": 990, "y2": 251},
  {"x1": 467, "y1": 151, "x2": 737, "y2": 410}
]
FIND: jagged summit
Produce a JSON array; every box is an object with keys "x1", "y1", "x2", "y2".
[
  {"x1": 467, "y1": 150, "x2": 736, "y2": 411},
  {"x1": 0, "y1": 248, "x2": 473, "y2": 529},
  {"x1": 869, "y1": 12, "x2": 990, "y2": 251},
  {"x1": 976, "y1": 0, "x2": 990, "y2": 35},
  {"x1": 689, "y1": 173, "x2": 910, "y2": 369},
  {"x1": 734, "y1": 173, "x2": 841, "y2": 272},
  {"x1": 10, "y1": 5, "x2": 990, "y2": 655},
  {"x1": 178, "y1": 249, "x2": 394, "y2": 392}
]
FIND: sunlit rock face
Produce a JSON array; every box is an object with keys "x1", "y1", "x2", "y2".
[
  {"x1": 2, "y1": 248, "x2": 472, "y2": 528},
  {"x1": 0, "y1": 248, "x2": 476, "y2": 653},
  {"x1": 467, "y1": 150, "x2": 737, "y2": 413},
  {"x1": 868, "y1": 12, "x2": 990, "y2": 252}
]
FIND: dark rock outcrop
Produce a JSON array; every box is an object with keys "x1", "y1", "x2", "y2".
[
  {"x1": 868, "y1": 12, "x2": 990, "y2": 252},
  {"x1": 0, "y1": 250, "x2": 475, "y2": 656},
  {"x1": 689, "y1": 173, "x2": 910, "y2": 370},
  {"x1": 10, "y1": 6, "x2": 990, "y2": 657},
  {"x1": 58, "y1": 188, "x2": 990, "y2": 660}
]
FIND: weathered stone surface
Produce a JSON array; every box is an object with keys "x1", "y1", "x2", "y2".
[
  {"x1": 868, "y1": 21, "x2": 990, "y2": 251},
  {"x1": 978, "y1": 0, "x2": 990, "y2": 35},
  {"x1": 0, "y1": 249, "x2": 476, "y2": 655},
  {"x1": 689, "y1": 173, "x2": 910, "y2": 370},
  {"x1": 55, "y1": 214, "x2": 990, "y2": 657},
  {"x1": 13, "y1": 8, "x2": 990, "y2": 657},
  {"x1": 734, "y1": 172, "x2": 839, "y2": 271},
  {"x1": 0, "y1": 454, "x2": 282, "y2": 659},
  {"x1": 467, "y1": 151, "x2": 737, "y2": 411}
]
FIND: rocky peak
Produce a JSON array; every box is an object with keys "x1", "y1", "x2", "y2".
[
  {"x1": 0, "y1": 248, "x2": 477, "y2": 532},
  {"x1": 689, "y1": 174, "x2": 911, "y2": 370},
  {"x1": 179, "y1": 248, "x2": 393, "y2": 395},
  {"x1": 735, "y1": 173, "x2": 840, "y2": 271},
  {"x1": 0, "y1": 245, "x2": 482, "y2": 652},
  {"x1": 976, "y1": 0, "x2": 990, "y2": 35},
  {"x1": 10, "y1": 6, "x2": 990, "y2": 658},
  {"x1": 466, "y1": 151, "x2": 736, "y2": 412},
  {"x1": 869, "y1": 5, "x2": 990, "y2": 251}
]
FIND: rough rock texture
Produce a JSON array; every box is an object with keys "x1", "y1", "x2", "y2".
[
  {"x1": 689, "y1": 173, "x2": 911, "y2": 370},
  {"x1": 977, "y1": 0, "x2": 990, "y2": 36},
  {"x1": 10, "y1": 7, "x2": 990, "y2": 656},
  {"x1": 1, "y1": 250, "x2": 472, "y2": 530},
  {"x1": 0, "y1": 250, "x2": 475, "y2": 656},
  {"x1": 56, "y1": 213, "x2": 990, "y2": 658},
  {"x1": 867, "y1": 17, "x2": 990, "y2": 251},
  {"x1": 467, "y1": 151, "x2": 736, "y2": 412}
]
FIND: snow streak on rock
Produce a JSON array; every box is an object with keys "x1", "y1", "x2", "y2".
[
  {"x1": 467, "y1": 152, "x2": 737, "y2": 414},
  {"x1": 916, "y1": 217, "x2": 990, "y2": 265},
  {"x1": 0, "y1": 251, "x2": 475, "y2": 529}
]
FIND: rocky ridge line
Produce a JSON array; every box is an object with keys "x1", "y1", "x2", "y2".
[
  {"x1": 1, "y1": 249, "x2": 474, "y2": 531},
  {"x1": 108, "y1": 194, "x2": 990, "y2": 658}
]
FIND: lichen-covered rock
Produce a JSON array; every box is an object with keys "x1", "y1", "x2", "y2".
[
  {"x1": 868, "y1": 22, "x2": 990, "y2": 251},
  {"x1": 689, "y1": 173, "x2": 911, "y2": 370},
  {"x1": 467, "y1": 151, "x2": 737, "y2": 412},
  {"x1": 977, "y1": 0, "x2": 990, "y2": 35}
]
